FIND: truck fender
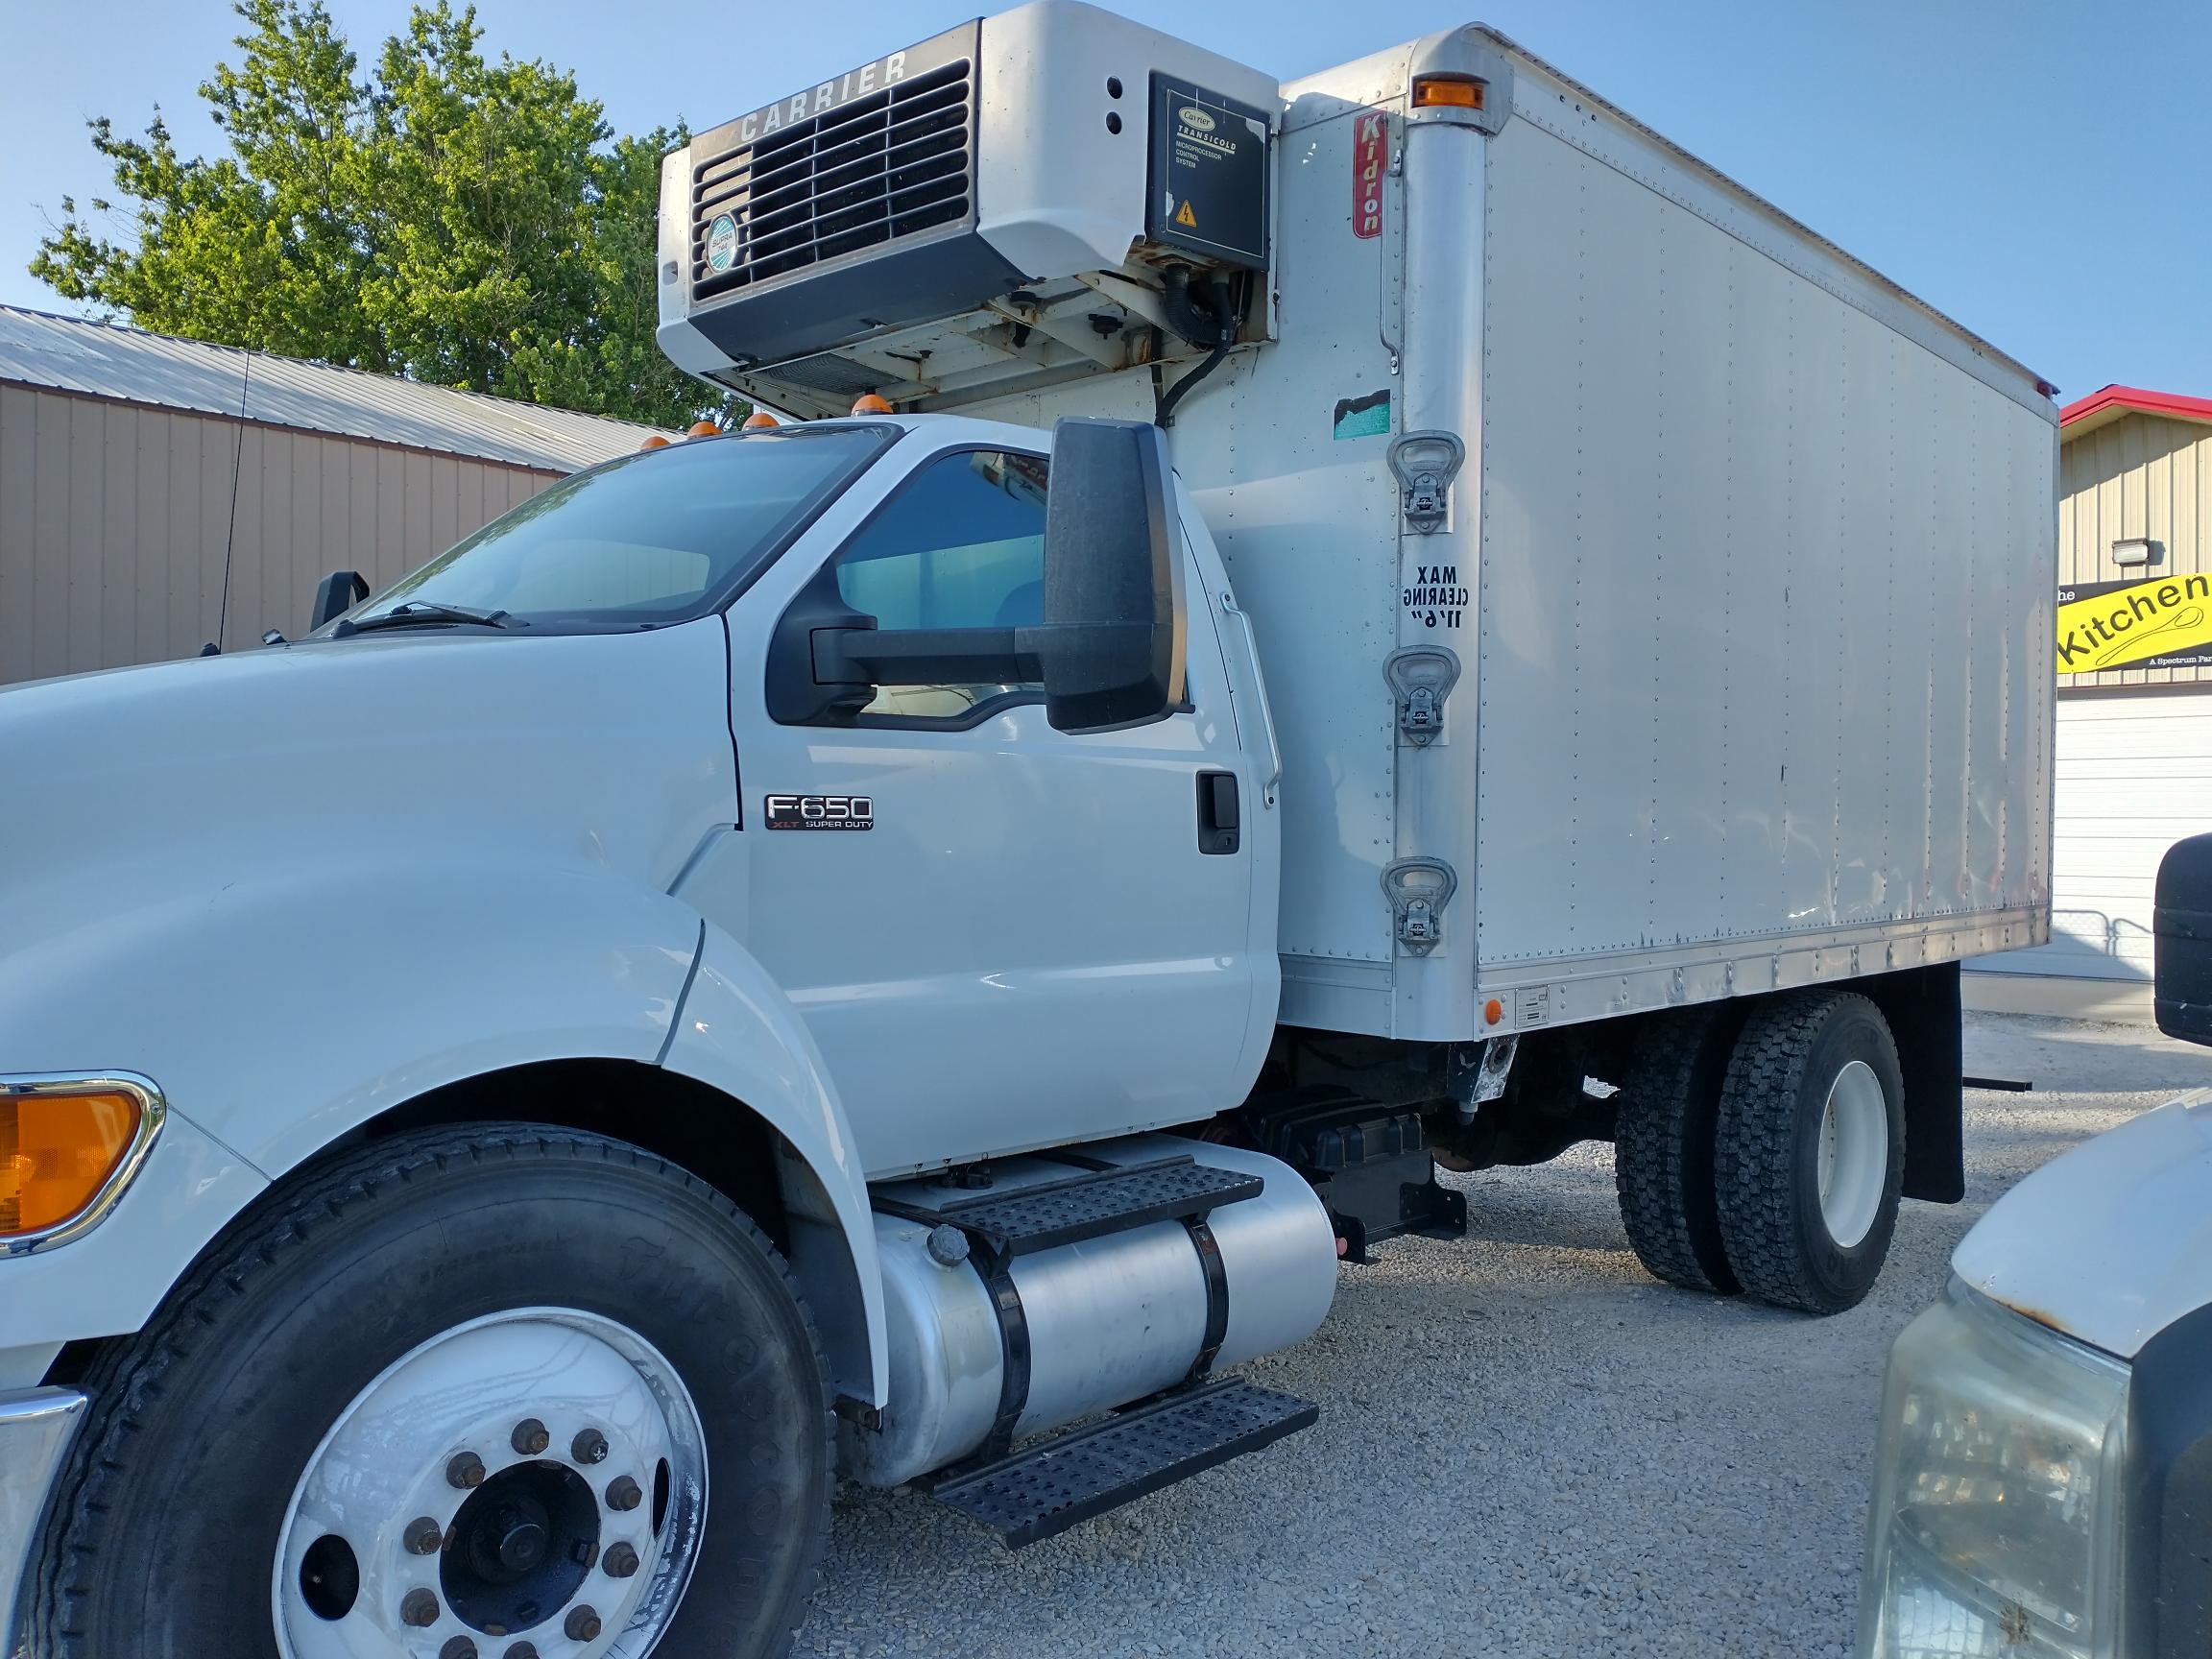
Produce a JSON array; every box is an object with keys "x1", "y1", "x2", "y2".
[
  {"x1": 0, "y1": 861, "x2": 705, "y2": 1354},
  {"x1": 660, "y1": 922, "x2": 888, "y2": 1406},
  {"x1": 0, "y1": 857, "x2": 716, "y2": 1362}
]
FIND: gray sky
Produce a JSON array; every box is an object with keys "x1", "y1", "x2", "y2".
[{"x1": 5, "y1": 0, "x2": 2207, "y2": 404}]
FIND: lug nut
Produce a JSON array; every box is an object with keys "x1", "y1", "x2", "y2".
[
  {"x1": 503, "y1": 1647, "x2": 539, "y2": 1659},
  {"x1": 565, "y1": 1605, "x2": 603, "y2": 1642},
  {"x1": 446, "y1": 1451, "x2": 486, "y2": 1489},
  {"x1": 602, "y1": 1541, "x2": 639, "y2": 1578},
  {"x1": 605, "y1": 1475, "x2": 642, "y2": 1512},
  {"x1": 511, "y1": 1417, "x2": 550, "y2": 1456},
  {"x1": 401, "y1": 1587, "x2": 440, "y2": 1627},
  {"x1": 441, "y1": 1641, "x2": 478, "y2": 1659},
  {"x1": 404, "y1": 1515, "x2": 444, "y2": 1556},
  {"x1": 571, "y1": 1428, "x2": 609, "y2": 1465}
]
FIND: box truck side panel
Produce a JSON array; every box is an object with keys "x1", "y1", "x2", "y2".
[{"x1": 1471, "y1": 106, "x2": 2056, "y2": 1024}]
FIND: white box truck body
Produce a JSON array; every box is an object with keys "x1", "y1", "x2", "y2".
[
  {"x1": 664, "y1": 13, "x2": 2057, "y2": 1050},
  {"x1": 0, "y1": 10, "x2": 2056, "y2": 1656}
]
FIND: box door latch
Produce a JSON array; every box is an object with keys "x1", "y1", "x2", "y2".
[
  {"x1": 1387, "y1": 430, "x2": 1465, "y2": 534},
  {"x1": 1382, "y1": 856, "x2": 1457, "y2": 956},
  {"x1": 1383, "y1": 645, "x2": 1461, "y2": 746}
]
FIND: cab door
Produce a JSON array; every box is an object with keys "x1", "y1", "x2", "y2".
[{"x1": 724, "y1": 436, "x2": 1266, "y2": 1177}]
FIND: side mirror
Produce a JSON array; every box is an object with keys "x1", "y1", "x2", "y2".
[
  {"x1": 310, "y1": 569, "x2": 370, "y2": 631},
  {"x1": 764, "y1": 419, "x2": 1187, "y2": 733},
  {"x1": 2155, "y1": 832, "x2": 2212, "y2": 1045},
  {"x1": 1040, "y1": 418, "x2": 1185, "y2": 733}
]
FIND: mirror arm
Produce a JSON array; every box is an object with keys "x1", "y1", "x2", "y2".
[{"x1": 818, "y1": 626, "x2": 1045, "y2": 685}]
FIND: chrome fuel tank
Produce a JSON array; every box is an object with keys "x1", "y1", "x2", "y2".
[{"x1": 844, "y1": 1135, "x2": 1336, "y2": 1486}]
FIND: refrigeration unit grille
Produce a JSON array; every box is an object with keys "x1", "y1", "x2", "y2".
[{"x1": 690, "y1": 60, "x2": 974, "y2": 303}]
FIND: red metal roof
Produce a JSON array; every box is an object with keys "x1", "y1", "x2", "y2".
[{"x1": 2060, "y1": 384, "x2": 2212, "y2": 435}]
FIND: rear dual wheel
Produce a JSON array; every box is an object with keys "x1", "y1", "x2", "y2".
[
  {"x1": 1615, "y1": 991, "x2": 1906, "y2": 1313},
  {"x1": 24, "y1": 1125, "x2": 832, "y2": 1659}
]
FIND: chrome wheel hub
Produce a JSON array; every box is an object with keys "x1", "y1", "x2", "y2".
[
  {"x1": 273, "y1": 1308, "x2": 707, "y2": 1659},
  {"x1": 1816, "y1": 1059, "x2": 1887, "y2": 1250}
]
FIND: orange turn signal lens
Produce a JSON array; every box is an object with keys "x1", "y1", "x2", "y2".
[
  {"x1": 1, "y1": 1086, "x2": 145, "y2": 1239},
  {"x1": 740, "y1": 411, "x2": 780, "y2": 430},
  {"x1": 1412, "y1": 75, "x2": 1485, "y2": 110},
  {"x1": 850, "y1": 394, "x2": 895, "y2": 415},
  {"x1": 638, "y1": 434, "x2": 671, "y2": 450},
  {"x1": 1483, "y1": 998, "x2": 1503, "y2": 1026}
]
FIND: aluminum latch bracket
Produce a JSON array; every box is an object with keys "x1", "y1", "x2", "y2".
[
  {"x1": 1387, "y1": 430, "x2": 1464, "y2": 534},
  {"x1": 1382, "y1": 645, "x2": 1461, "y2": 746},
  {"x1": 1382, "y1": 856, "x2": 1457, "y2": 956}
]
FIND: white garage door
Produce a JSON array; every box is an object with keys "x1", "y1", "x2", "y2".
[{"x1": 1982, "y1": 689, "x2": 2212, "y2": 979}]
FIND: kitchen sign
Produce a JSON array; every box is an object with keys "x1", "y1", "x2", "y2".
[{"x1": 2057, "y1": 573, "x2": 2212, "y2": 674}]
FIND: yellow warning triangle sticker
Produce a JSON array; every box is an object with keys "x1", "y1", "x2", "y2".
[{"x1": 1175, "y1": 199, "x2": 1198, "y2": 228}]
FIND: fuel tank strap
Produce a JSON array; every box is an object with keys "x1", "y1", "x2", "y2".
[
  {"x1": 1183, "y1": 1216, "x2": 1231, "y2": 1382},
  {"x1": 976, "y1": 1248, "x2": 1033, "y2": 1462}
]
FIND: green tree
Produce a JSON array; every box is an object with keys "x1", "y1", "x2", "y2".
[{"x1": 31, "y1": 0, "x2": 725, "y2": 428}]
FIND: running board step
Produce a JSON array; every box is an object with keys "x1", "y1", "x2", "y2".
[
  {"x1": 875, "y1": 1154, "x2": 1262, "y2": 1258},
  {"x1": 930, "y1": 1377, "x2": 1319, "y2": 1549}
]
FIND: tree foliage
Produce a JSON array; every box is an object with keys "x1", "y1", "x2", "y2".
[{"x1": 31, "y1": 0, "x2": 724, "y2": 428}]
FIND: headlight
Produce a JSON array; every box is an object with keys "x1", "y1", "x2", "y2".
[{"x1": 1858, "y1": 1280, "x2": 2129, "y2": 1659}]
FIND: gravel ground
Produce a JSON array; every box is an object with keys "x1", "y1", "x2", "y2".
[{"x1": 796, "y1": 1012, "x2": 2210, "y2": 1659}]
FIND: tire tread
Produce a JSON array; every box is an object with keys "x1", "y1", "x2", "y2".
[
  {"x1": 25, "y1": 1121, "x2": 835, "y2": 1659},
  {"x1": 1613, "y1": 1009, "x2": 1739, "y2": 1295},
  {"x1": 1713, "y1": 991, "x2": 1894, "y2": 1314}
]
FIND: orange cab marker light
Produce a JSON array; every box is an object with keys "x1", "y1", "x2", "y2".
[
  {"x1": 0, "y1": 1085, "x2": 146, "y2": 1240},
  {"x1": 851, "y1": 395, "x2": 895, "y2": 416},
  {"x1": 686, "y1": 421, "x2": 721, "y2": 439},
  {"x1": 1412, "y1": 75, "x2": 1485, "y2": 110},
  {"x1": 1483, "y1": 998, "x2": 1503, "y2": 1026},
  {"x1": 638, "y1": 434, "x2": 671, "y2": 450},
  {"x1": 741, "y1": 411, "x2": 780, "y2": 430}
]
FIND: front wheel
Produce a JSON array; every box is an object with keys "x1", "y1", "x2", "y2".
[{"x1": 24, "y1": 1124, "x2": 832, "y2": 1659}]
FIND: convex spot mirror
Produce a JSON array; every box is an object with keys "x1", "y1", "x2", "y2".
[{"x1": 1039, "y1": 417, "x2": 1186, "y2": 733}]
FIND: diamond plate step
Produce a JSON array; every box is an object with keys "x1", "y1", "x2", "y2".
[
  {"x1": 881, "y1": 1156, "x2": 1263, "y2": 1258},
  {"x1": 930, "y1": 1378, "x2": 1319, "y2": 1548}
]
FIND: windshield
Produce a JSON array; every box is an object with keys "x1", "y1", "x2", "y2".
[{"x1": 323, "y1": 425, "x2": 892, "y2": 634}]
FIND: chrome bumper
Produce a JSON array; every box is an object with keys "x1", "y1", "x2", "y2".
[{"x1": 0, "y1": 1388, "x2": 85, "y2": 1651}]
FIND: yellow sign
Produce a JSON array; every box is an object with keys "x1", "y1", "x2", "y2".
[
  {"x1": 1175, "y1": 200, "x2": 1198, "y2": 228},
  {"x1": 2057, "y1": 573, "x2": 2212, "y2": 673}
]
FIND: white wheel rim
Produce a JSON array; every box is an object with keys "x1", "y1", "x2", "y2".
[
  {"x1": 1816, "y1": 1059, "x2": 1888, "y2": 1249},
  {"x1": 272, "y1": 1308, "x2": 708, "y2": 1659}
]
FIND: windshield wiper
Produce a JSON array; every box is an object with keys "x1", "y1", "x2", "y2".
[{"x1": 334, "y1": 602, "x2": 517, "y2": 636}]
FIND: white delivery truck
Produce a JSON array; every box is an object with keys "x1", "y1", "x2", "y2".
[
  {"x1": 1854, "y1": 833, "x2": 2212, "y2": 1659},
  {"x1": 0, "y1": 7, "x2": 2056, "y2": 1656}
]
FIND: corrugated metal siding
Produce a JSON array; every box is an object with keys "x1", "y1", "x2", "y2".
[
  {"x1": 1980, "y1": 690, "x2": 2212, "y2": 981},
  {"x1": 2059, "y1": 411, "x2": 2212, "y2": 688},
  {"x1": 0, "y1": 383, "x2": 555, "y2": 685},
  {"x1": 0, "y1": 306, "x2": 667, "y2": 472}
]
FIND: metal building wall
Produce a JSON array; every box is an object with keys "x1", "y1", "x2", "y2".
[
  {"x1": 2059, "y1": 411, "x2": 2212, "y2": 688},
  {"x1": 0, "y1": 383, "x2": 558, "y2": 686}
]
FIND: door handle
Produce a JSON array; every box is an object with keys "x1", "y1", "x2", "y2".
[{"x1": 1197, "y1": 771, "x2": 1240, "y2": 854}]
